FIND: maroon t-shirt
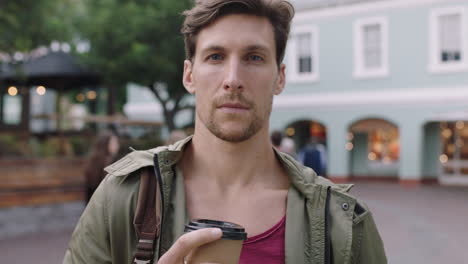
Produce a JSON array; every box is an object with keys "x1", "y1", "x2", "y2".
[{"x1": 239, "y1": 215, "x2": 286, "y2": 264}]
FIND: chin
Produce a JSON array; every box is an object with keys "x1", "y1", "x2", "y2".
[
  {"x1": 209, "y1": 124, "x2": 261, "y2": 143},
  {"x1": 200, "y1": 111, "x2": 265, "y2": 143},
  {"x1": 215, "y1": 132, "x2": 254, "y2": 143}
]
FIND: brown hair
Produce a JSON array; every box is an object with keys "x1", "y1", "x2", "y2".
[
  {"x1": 181, "y1": 0, "x2": 295, "y2": 66},
  {"x1": 84, "y1": 131, "x2": 118, "y2": 189}
]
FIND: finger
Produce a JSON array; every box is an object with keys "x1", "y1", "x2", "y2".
[{"x1": 159, "y1": 228, "x2": 222, "y2": 263}]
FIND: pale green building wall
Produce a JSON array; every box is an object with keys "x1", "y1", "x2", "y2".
[{"x1": 270, "y1": 0, "x2": 468, "y2": 182}]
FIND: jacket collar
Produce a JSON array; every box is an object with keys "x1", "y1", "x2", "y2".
[{"x1": 103, "y1": 136, "x2": 192, "y2": 176}]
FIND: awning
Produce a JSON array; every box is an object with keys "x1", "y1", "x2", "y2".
[{"x1": 0, "y1": 51, "x2": 99, "y2": 89}]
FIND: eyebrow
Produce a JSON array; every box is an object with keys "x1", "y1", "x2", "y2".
[
  {"x1": 243, "y1": 44, "x2": 270, "y2": 53},
  {"x1": 200, "y1": 44, "x2": 271, "y2": 54},
  {"x1": 201, "y1": 45, "x2": 226, "y2": 54}
]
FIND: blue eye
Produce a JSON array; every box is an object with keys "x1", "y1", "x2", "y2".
[
  {"x1": 208, "y1": 54, "x2": 223, "y2": 61},
  {"x1": 249, "y1": 55, "x2": 264, "y2": 61}
]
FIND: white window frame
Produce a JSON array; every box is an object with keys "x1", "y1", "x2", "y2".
[
  {"x1": 288, "y1": 25, "x2": 319, "y2": 83},
  {"x1": 429, "y1": 6, "x2": 468, "y2": 74},
  {"x1": 353, "y1": 16, "x2": 389, "y2": 79}
]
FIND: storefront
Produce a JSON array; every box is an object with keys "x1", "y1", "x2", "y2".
[
  {"x1": 439, "y1": 120, "x2": 468, "y2": 185},
  {"x1": 348, "y1": 118, "x2": 399, "y2": 178}
]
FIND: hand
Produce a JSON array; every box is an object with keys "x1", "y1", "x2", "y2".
[{"x1": 158, "y1": 228, "x2": 222, "y2": 264}]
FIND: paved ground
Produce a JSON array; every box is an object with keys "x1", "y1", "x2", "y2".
[
  {"x1": 352, "y1": 182, "x2": 468, "y2": 264},
  {"x1": 1, "y1": 182, "x2": 467, "y2": 263},
  {"x1": 0, "y1": 228, "x2": 73, "y2": 264}
]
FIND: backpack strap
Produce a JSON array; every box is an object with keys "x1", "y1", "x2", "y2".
[
  {"x1": 325, "y1": 186, "x2": 333, "y2": 264},
  {"x1": 133, "y1": 165, "x2": 163, "y2": 264}
]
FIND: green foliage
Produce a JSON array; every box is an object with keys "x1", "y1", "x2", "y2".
[
  {"x1": 0, "y1": 0, "x2": 195, "y2": 131},
  {"x1": 37, "y1": 138, "x2": 62, "y2": 158},
  {"x1": 32, "y1": 136, "x2": 90, "y2": 158},
  {"x1": 0, "y1": 134, "x2": 23, "y2": 157},
  {"x1": 76, "y1": 0, "x2": 194, "y2": 130},
  {"x1": 122, "y1": 135, "x2": 164, "y2": 155},
  {"x1": 0, "y1": 133, "x2": 91, "y2": 158},
  {"x1": 68, "y1": 136, "x2": 90, "y2": 156},
  {"x1": 0, "y1": 0, "x2": 76, "y2": 54}
]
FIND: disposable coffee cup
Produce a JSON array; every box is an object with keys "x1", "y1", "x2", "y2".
[{"x1": 184, "y1": 219, "x2": 247, "y2": 264}]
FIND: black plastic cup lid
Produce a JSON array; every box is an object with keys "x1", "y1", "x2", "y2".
[{"x1": 184, "y1": 219, "x2": 247, "y2": 240}]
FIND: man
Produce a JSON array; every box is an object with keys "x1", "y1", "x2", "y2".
[
  {"x1": 298, "y1": 137, "x2": 327, "y2": 177},
  {"x1": 64, "y1": 0, "x2": 387, "y2": 263}
]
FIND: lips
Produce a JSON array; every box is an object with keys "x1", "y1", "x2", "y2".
[{"x1": 218, "y1": 103, "x2": 249, "y2": 110}]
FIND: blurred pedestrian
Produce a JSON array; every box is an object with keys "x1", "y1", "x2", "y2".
[
  {"x1": 279, "y1": 136, "x2": 296, "y2": 158},
  {"x1": 270, "y1": 130, "x2": 283, "y2": 148},
  {"x1": 84, "y1": 131, "x2": 120, "y2": 204},
  {"x1": 298, "y1": 137, "x2": 327, "y2": 176},
  {"x1": 271, "y1": 130, "x2": 297, "y2": 158}
]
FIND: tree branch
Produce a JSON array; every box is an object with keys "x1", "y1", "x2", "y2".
[
  {"x1": 149, "y1": 83, "x2": 167, "y2": 105},
  {"x1": 177, "y1": 104, "x2": 195, "y2": 112},
  {"x1": 173, "y1": 93, "x2": 185, "y2": 108}
]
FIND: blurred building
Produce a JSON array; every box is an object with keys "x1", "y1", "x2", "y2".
[{"x1": 272, "y1": 0, "x2": 468, "y2": 186}]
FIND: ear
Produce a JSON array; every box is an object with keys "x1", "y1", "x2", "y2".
[
  {"x1": 274, "y1": 63, "x2": 286, "y2": 95},
  {"x1": 183, "y1": 60, "x2": 195, "y2": 94}
]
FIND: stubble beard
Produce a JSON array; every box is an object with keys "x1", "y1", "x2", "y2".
[{"x1": 201, "y1": 93, "x2": 273, "y2": 143}]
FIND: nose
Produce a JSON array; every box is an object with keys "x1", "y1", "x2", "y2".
[{"x1": 222, "y1": 58, "x2": 243, "y2": 91}]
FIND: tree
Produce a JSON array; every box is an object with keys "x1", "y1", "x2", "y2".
[
  {"x1": 77, "y1": 0, "x2": 194, "y2": 131},
  {"x1": 0, "y1": 0, "x2": 76, "y2": 57}
]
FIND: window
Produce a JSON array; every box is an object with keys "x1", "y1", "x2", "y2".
[
  {"x1": 363, "y1": 24, "x2": 382, "y2": 68},
  {"x1": 440, "y1": 14, "x2": 462, "y2": 62},
  {"x1": 429, "y1": 7, "x2": 468, "y2": 73},
  {"x1": 353, "y1": 16, "x2": 389, "y2": 79},
  {"x1": 297, "y1": 33, "x2": 313, "y2": 73},
  {"x1": 288, "y1": 25, "x2": 319, "y2": 82},
  {"x1": 2, "y1": 92, "x2": 22, "y2": 125},
  {"x1": 348, "y1": 119, "x2": 399, "y2": 165},
  {"x1": 367, "y1": 129, "x2": 399, "y2": 164},
  {"x1": 440, "y1": 121, "x2": 468, "y2": 183}
]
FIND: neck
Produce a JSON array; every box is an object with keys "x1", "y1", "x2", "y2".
[{"x1": 181, "y1": 121, "x2": 285, "y2": 189}]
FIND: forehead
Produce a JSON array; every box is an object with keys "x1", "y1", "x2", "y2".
[{"x1": 195, "y1": 14, "x2": 276, "y2": 54}]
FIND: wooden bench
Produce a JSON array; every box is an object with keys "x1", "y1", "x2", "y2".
[{"x1": 0, "y1": 158, "x2": 86, "y2": 208}]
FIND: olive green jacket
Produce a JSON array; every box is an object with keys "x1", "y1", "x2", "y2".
[{"x1": 64, "y1": 136, "x2": 387, "y2": 264}]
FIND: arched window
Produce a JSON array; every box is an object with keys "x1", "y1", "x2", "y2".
[{"x1": 349, "y1": 118, "x2": 399, "y2": 164}]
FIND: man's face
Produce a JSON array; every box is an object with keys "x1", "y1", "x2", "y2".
[{"x1": 183, "y1": 14, "x2": 286, "y2": 142}]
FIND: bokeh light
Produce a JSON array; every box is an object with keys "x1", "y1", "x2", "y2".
[
  {"x1": 76, "y1": 93, "x2": 85, "y2": 102},
  {"x1": 86, "y1": 91, "x2": 97, "y2": 100},
  {"x1": 7, "y1": 86, "x2": 18, "y2": 96},
  {"x1": 36, "y1": 86, "x2": 46, "y2": 96}
]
